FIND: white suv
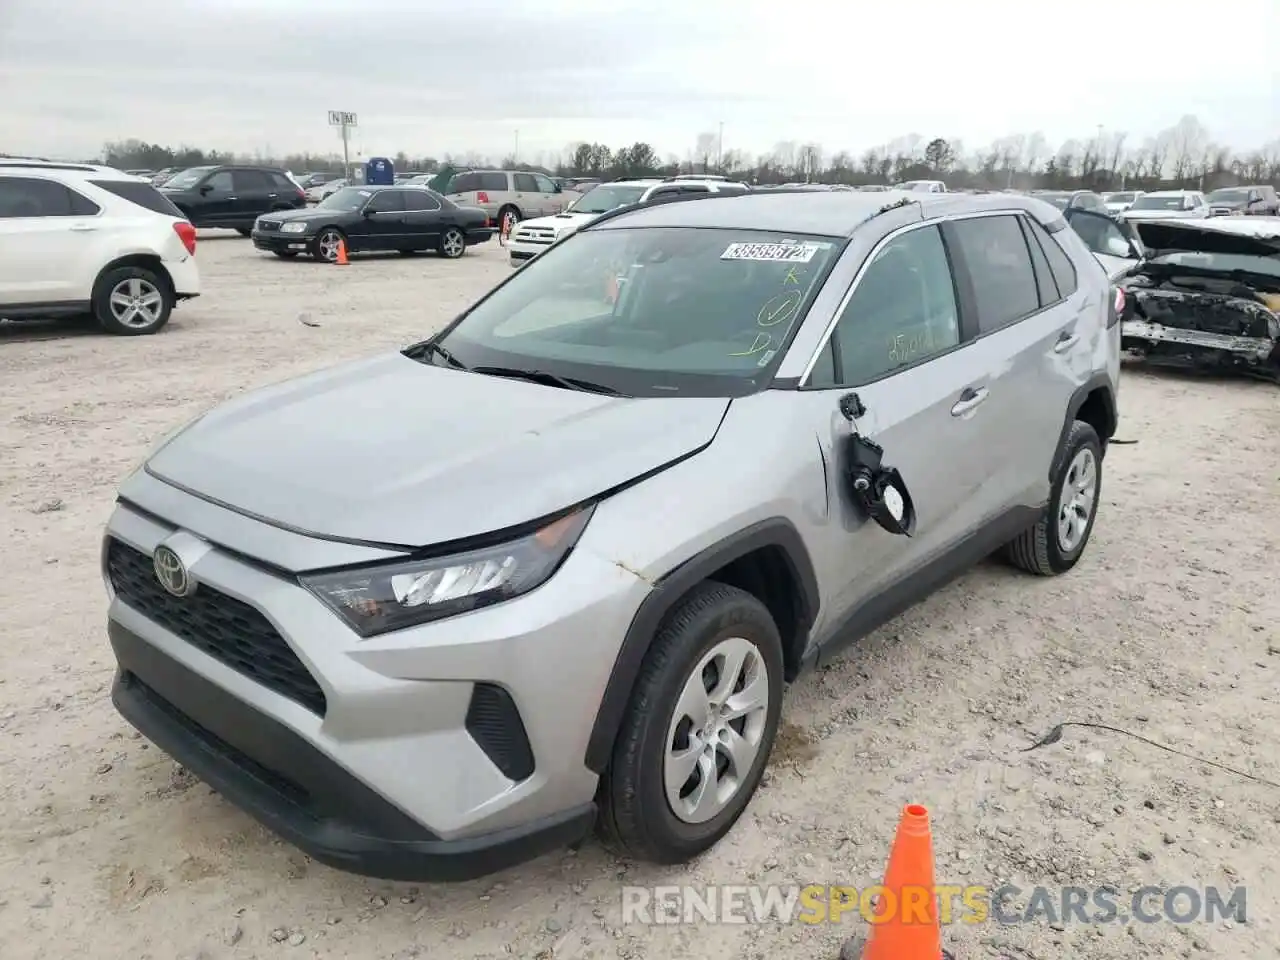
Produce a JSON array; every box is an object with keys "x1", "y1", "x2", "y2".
[
  {"x1": 0, "y1": 159, "x2": 201, "y2": 335},
  {"x1": 507, "y1": 178, "x2": 750, "y2": 266}
]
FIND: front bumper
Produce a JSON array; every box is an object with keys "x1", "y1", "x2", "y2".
[
  {"x1": 110, "y1": 621, "x2": 595, "y2": 881},
  {"x1": 101, "y1": 485, "x2": 647, "y2": 880},
  {"x1": 251, "y1": 230, "x2": 312, "y2": 254},
  {"x1": 508, "y1": 237, "x2": 552, "y2": 265}
]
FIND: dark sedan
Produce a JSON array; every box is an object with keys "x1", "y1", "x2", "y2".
[{"x1": 251, "y1": 185, "x2": 495, "y2": 262}]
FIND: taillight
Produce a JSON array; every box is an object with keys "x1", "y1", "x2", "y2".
[
  {"x1": 476, "y1": 191, "x2": 490, "y2": 204},
  {"x1": 174, "y1": 220, "x2": 197, "y2": 256},
  {"x1": 1108, "y1": 285, "x2": 1124, "y2": 328},
  {"x1": 1113, "y1": 287, "x2": 1125, "y2": 315}
]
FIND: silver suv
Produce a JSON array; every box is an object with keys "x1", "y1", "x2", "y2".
[{"x1": 103, "y1": 190, "x2": 1119, "y2": 881}]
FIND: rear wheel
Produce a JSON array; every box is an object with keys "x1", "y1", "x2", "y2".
[
  {"x1": 438, "y1": 228, "x2": 466, "y2": 259},
  {"x1": 498, "y1": 205, "x2": 521, "y2": 236},
  {"x1": 93, "y1": 266, "x2": 174, "y2": 336},
  {"x1": 235, "y1": 227, "x2": 251, "y2": 237},
  {"x1": 596, "y1": 582, "x2": 783, "y2": 863},
  {"x1": 1004, "y1": 420, "x2": 1102, "y2": 575}
]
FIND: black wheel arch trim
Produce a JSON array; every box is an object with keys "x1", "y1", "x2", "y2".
[
  {"x1": 583, "y1": 517, "x2": 819, "y2": 775},
  {"x1": 1052, "y1": 373, "x2": 1116, "y2": 480}
]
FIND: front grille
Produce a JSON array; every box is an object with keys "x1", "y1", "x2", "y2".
[
  {"x1": 256, "y1": 220, "x2": 281, "y2": 232},
  {"x1": 106, "y1": 538, "x2": 327, "y2": 715}
]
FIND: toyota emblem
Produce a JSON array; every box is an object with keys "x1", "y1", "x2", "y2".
[{"x1": 153, "y1": 545, "x2": 193, "y2": 597}]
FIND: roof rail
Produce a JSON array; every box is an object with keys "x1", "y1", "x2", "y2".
[{"x1": 0, "y1": 159, "x2": 101, "y2": 172}]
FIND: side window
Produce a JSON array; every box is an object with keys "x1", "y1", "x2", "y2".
[
  {"x1": 0, "y1": 177, "x2": 94, "y2": 217},
  {"x1": 1025, "y1": 217, "x2": 1077, "y2": 297},
  {"x1": 533, "y1": 174, "x2": 557, "y2": 193},
  {"x1": 949, "y1": 215, "x2": 1040, "y2": 333},
  {"x1": 679, "y1": 184, "x2": 710, "y2": 193},
  {"x1": 478, "y1": 172, "x2": 509, "y2": 192},
  {"x1": 403, "y1": 190, "x2": 441, "y2": 212},
  {"x1": 205, "y1": 170, "x2": 234, "y2": 192},
  {"x1": 1018, "y1": 216, "x2": 1059, "y2": 305},
  {"x1": 824, "y1": 225, "x2": 961, "y2": 386},
  {"x1": 513, "y1": 172, "x2": 539, "y2": 192},
  {"x1": 366, "y1": 190, "x2": 405, "y2": 213},
  {"x1": 231, "y1": 169, "x2": 269, "y2": 192},
  {"x1": 450, "y1": 172, "x2": 478, "y2": 194},
  {"x1": 269, "y1": 172, "x2": 296, "y2": 190},
  {"x1": 645, "y1": 187, "x2": 681, "y2": 203}
]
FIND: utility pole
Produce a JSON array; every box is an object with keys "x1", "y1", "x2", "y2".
[
  {"x1": 717, "y1": 121, "x2": 724, "y2": 172},
  {"x1": 341, "y1": 123, "x2": 350, "y2": 177}
]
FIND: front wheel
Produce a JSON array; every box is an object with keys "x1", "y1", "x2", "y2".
[
  {"x1": 438, "y1": 227, "x2": 466, "y2": 259},
  {"x1": 93, "y1": 267, "x2": 174, "y2": 336},
  {"x1": 235, "y1": 228, "x2": 251, "y2": 237},
  {"x1": 311, "y1": 228, "x2": 346, "y2": 262},
  {"x1": 1004, "y1": 419, "x2": 1102, "y2": 575},
  {"x1": 596, "y1": 582, "x2": 783, "y2": 864}
]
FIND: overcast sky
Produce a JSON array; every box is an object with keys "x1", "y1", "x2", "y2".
[{"x1": 2, "y1": 0, "x2": 1277, "y2": 164}]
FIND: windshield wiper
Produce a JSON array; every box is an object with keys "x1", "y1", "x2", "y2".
[
  {"x1": 471, "y1": 366, "x2": 621, "y2": 396},
  {"x1": 406, "y1": 340, "x2": 467, "y2": 370}
]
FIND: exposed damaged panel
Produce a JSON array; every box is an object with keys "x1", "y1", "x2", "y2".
[{"x1": 1114, "y1": 217, "x2": 1280, "y2": 383}]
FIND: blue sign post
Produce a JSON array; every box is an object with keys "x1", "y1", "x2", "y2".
[{"x1": 364, "y1": 157, "x2": 394, "y2": 185}]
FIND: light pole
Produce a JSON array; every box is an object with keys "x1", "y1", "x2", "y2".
[{"x1": 717, "y1": 121, "x2": 724, "y2": 173}]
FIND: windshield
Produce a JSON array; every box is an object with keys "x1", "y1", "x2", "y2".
[
  {"x1": 432, "y1": 227, "x2": 843, "y2": 397},
  {"x1": 161, "y1": 166, "x2": 214, "y2": 189},
  {"x1": 568, "y1": 185, "x2": 648, "y2": 214},
  {"x1": 318, "y1": 187, "x2": 372, "y2": 211},
  {"x1": 1131, "y1": 195, "x2": 1189, "y2": 210},
  {"x1": 1105, "y1": 193, "x2": 1136, "y2": 203},
  {"x1": 1206, "y1": 189, "x2": 1250, "y2": 203}
]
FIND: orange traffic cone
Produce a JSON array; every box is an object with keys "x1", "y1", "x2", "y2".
[
  {"x1": 861, "y1": 804, "x2": 946, "y2": 960},
  {"x1": 335, "y1": 238, "x2": 349, "y2": 265}
]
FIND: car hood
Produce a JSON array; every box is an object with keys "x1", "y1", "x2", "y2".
[
  {"x1": 521, "y1": 211, "x2": 597, "y2": 231},
  {"x1": 144, "y1": 352, "x2": 730, "y2": 549},
  {"x1": 1121, "y1": 208, "x2": 1194, "y2": 220},
  {"x1": 261, "y1": 208, "x2": 338, "y2": 223},
  {"x1": 1132, "y1": 217, "x2": 1280, "y2": 258}
]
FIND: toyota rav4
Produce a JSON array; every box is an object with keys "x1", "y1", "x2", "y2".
[{"x1": 103, "y1": 189, "x2": 1119, "y2": 882}]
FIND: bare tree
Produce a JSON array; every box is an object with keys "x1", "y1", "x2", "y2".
[
  {"x1": 1106, "y1": 132, "x2": 1127, "y2": 181},
  {"x1": 693, "y1": 132, "x2": 718, "y2": 173},
  {"x1": 796, "y1": 144, "x2": 824, "y2": 181},
  {"x1": 1022, "y1": 132, "x2": 1048, "y2": 174},
  {"x1": 1167, "y1": 115, "x2": 1208, "y2": 183}
]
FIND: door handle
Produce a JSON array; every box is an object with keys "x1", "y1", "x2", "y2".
[
  {"x1": 951, "y1": 386, "x2": 989, "y2": 417},
  {"x1": 1053, "y1": 331, "x2": 1080, "y2": 353},
  {"x1": 69, "y1": 223, "x2": 97, "y2": 231},
  {"x1": 226, "y1": 196, "x2": 238, "y2": 200}
]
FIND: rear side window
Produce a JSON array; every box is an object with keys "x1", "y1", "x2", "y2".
[
  {"x1": 404, "y1": 190, "x2": 442, "y2": 211},
  {"x1": 478, "y1": 172, "x2": 509, "y2": 192},
  {"x1": 949, "y1": 215, "x2": 1040, "y2": 333},
  {"x1": 269, "y1": 172, "x2": 297, "y2": 190},
  {"x1": 451, "y1": 172, "x2": 478, "y2": 193},
  {"x1": 1025, "y1": 217, "x2": 1078, "y2": 297},
  {"x1": 232, "y1": 169, "x2": 271, "y2": 191},
  {"x1": 0, "y1": 177, "x2": 100, "y2": 217},
  {"x1": 89, "y1": 180, "x2": 183, "y2": 217},
  {"x1": 1018, "y1": 216, "x2": 1059, "y2": 305},
  {"x1": 513, "y1": 173, "x2": 539, "y2": 192}
]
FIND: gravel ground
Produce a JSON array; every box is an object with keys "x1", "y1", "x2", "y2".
[{"x1": 1, "y1": 232, "x2": 1278, "y2": 960}]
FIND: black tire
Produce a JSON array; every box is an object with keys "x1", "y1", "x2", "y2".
[
  {"x1": 273, "y1": 251, "x2": 299, "y2": 259},
  {"x1": 235, "y1": 227, "x2": 251, "y2": 237},
  {"x1": 1004, "y1": 420, "x2": 1103, "y2": 576},
  {"x1": 438, "y1": 227, "x2": 467, "y2": 259},
  {"x1": 498, "y1": 205, "x2": 521, "y2": 232},
  {"x1": 92, "y1": 265, "x2": 174, "y2": 336},
  {"x1": 596, "y1": 581, "x2": 784, "y2": 864},
  {"x1": 311, "y1": 227, "x2": 346, "y2": 263}
]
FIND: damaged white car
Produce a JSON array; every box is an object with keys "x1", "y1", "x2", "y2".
[{"x1": 1064, "y1": 210, "x2": 1280, "y2": 382}]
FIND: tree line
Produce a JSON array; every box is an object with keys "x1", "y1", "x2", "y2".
[{"x1": 76, "y1": 114, "x2": 1280, "y2": 192}]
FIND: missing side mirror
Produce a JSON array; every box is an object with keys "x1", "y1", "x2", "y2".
[{"x1": 845, "y1": 434, "x2": 917, "y2": 537}]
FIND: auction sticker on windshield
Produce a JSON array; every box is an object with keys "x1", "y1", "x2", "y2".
[{"x1": 721, "y1": 241, "x2": 822, "y2": 263}]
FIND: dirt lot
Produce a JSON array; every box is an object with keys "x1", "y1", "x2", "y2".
[{"x1": 1, "y1": 233, "x2": 1278, "y2": 960}]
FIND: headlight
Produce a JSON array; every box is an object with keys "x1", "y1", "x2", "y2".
[
  {"x1": 281, "y1": 222, "x2": 308, "y2": 234},
  {"x1": 300, "y1": 505, "x2": 595, "y2": 637}
]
